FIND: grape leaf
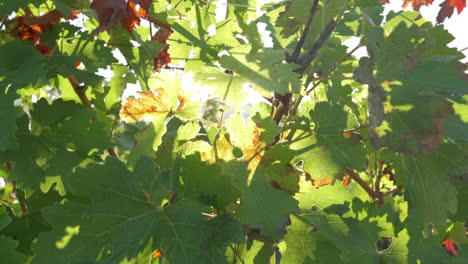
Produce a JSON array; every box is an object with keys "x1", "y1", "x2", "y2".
[
  {"x1": 3, "y1": 99, "x2": 111, "y2": 193},
  {"x1": 401, "y1": 0, "x2": 434, "y2": 10},
  {"x1": 91, "y1": 0, "x2": 152, "y2": 33},
  {"x1": 179, "y1": 154, "x2": 242, "y2": 211},
  {"x1": 0, "y1": 40, "x2": 48, "y2": 89},
  {"x1": 225, "y1": 112, "x2": 281, "y2": 165},
  {"x1": 237, "y1": 167, "x2": 298, "y2": 240},
  {"x1": 394, "y1": 144, "x2": 466, "y2": 228},
  {"x1": 57, "y1": 26, "x2": 117, "y2": 73},
  {"x1": 0, "y1": 208, "x2": 12, "y2": 231},
  {"x1": 289, "y1": 185, "x2": 409, "y2": 263},
  {"x1": 0, "y1": 236, "x2": 25, "y2": 264},
  {"x1": 0, "y1": 92, "x2": 23, "y2": 151},
  {"x1": 105, "y1": 64, "x2": 129, "y2": 109},
  {"x1": 290, "y1": 102, "x2": 366, "y2": 180},
  {"x1": 120, "y1": 73, "x2": 200, "y2": 124},
  {"x1": 356, "y1": 20, "x2": 468, "y2": 153},
  {"x1": 280, "y1": 215, "x2": 343, "y2": 264},
  {"x1": 0, "y1": 0, "x2": 31, "y2": 17},
  {"x1": 34, "y1": 157, "x2": 242, "y2": 264},
  {"x1": 194, "y1": 65, "x2": 248, "y2": 110},
  {"x1": 220, "y1": 46, "x2": 302, "y2": 96}
]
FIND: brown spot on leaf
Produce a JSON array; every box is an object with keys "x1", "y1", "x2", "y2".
[{"x1": 120, "y1": 89, "x2": 170, "y2": 122}]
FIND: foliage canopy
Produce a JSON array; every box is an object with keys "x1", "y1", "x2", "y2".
[{"x1": 0, "y1": 0, "x2": 468, "y2": 263}]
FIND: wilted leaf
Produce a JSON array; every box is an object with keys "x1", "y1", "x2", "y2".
[
  {"x1": 436, "y1": 0, "x2": 467, "y2": 23},
  {"x1": 120, "y1": 87, "x2": 199, "y2": 123},
  {"x1": 91, "y1": 0, "x2": 152, "y2": 33},
  {"x1": 401, "y1": 0, "x2": 434, "y2": 10}
]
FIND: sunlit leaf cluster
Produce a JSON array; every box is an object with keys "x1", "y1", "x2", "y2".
[{"x1": 0, "y1": 0, "x2": 467, "y2": 263}]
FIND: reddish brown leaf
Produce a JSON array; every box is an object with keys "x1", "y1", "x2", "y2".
[
  {"x1": 152, "y1": 28, "x2": 172, "y2": 43},
  {"x1": 35, "y1": 44, "x2": 51, "y2": 55},
  {"x1": 152, "y1": 28, "x2": 173, "y2": 71},
  {"x1": 442, "y1": 238, "x2": 458, "y2": 256},
  {"x1": 153, "y1": 49, "x2": 172, "y2": 71},
  {"x1": 342, "y1": 175, "x2": 351, "y2": 186},
  {"x1": 401, "y1": 0, "x2": 435, "y2": 11},
  {"x1": 8, "y1": 10, "x2": 63, "y2": 43},
  {"x1": 436, "y1": 0, "x2": 467, "y2": 23},
  {"x1": 91, "y1": 0, "x2": 152, "y2": 33},
  {"x1": 68, "y1": 10, "x2": 81, "y2": 20}
]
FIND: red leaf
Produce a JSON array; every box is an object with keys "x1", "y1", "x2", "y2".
[
  {"x1": 8, "y1": 10, "x2": 63, "y2": 43},
  {"x1": 91, "y1": 0, "x2": 152, "y2": 33},
  {"x1": 437, "y1": 0, "x2": 467, "y2": 23},
  {"x1": 342, "y1": 175, "x2": 351, "y2": 186},
  {"x1": 152, "y1": 28, "x2": 172, "y2": 44},
  {"x1": 35, "y1": 44, "x2": 51, "y2": 55},
  {"x1": 442, "y1": 238, "x2": 458, "y2": 256},
  {"x1": 68, "y1": 10, "x2": 81, "y2": 20}
]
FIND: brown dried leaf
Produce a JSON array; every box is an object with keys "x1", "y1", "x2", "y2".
[
  {"x1": 120, "y1": 89, "x2": 170, "y2": 123},
  {"x1": 91, "y1": 0, "x2": 152, "y2": 33},
  {"x1": 401, "y1": 0, "x2": 435, "y2": 11},
  {"x1": 8, "y1": 10, "x2": 63, "y2": 43}
]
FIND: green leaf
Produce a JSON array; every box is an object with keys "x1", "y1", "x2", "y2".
[
  {"x1": 0, "y1": 91, "x2": 23, "y2": 151},
  {"x1": 105, "y1": 64, "x2": 129, "y2": 109},
  {"x1": 0, "y1": 40, "x2": 48, "y2": 89},
  {"x1": 237, "y1": 167, "x2": 298, "y2": 240},
  {"x1": 179, "y1": 154, "x2": 242, "y2": 211},
  {"x1": 0, "y1": 207, "x2": 12, "y2": 231},
  {"x1": 177, "y1": 120, "x2": 201, "y2": 142},
  {"x1": 194, "y1": 65, "x2": 248, "y2": 110},
  {"x1": 0, "y1": 236, "x2": 25, "y2": 264},
  {"x1": 394, "y1": 144, "x2": 466, "y2": 228},
  {"x1": 281, "y1": 215, "x2": 343, "y2": 264},
  {"x1": 220, "y1": 47, "x2": 302, "y2": 95},
  {"x1": 34, "y1": 157, "x2": 242, "y2": 264},
  {"x1": 357, "y1": 21, "x2": 468, "y2": 153},
  {"x1": 0, "y1": 0, "x2": 30, "y2": 17},
  {"x1": 290, "y1": 102, "x2": 366, "y2": 180},
  {"x1": 290, "y1": 185, "x2": 408, "y2": 263}
]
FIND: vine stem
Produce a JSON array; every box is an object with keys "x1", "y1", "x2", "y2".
[
  {"x1": 147, "y1": 15, "x2": 172, "y2": 31},
  {"x1": 67, "y1": 75, "x2": 120, "y2": 160},
  {"x1": 288, "y1": 0, "x2": 320, "y2": 63},
  {"x1": 304, "y1": 38, "x2": 362, "y2": 94},
  {"x1": 344, "y1": 168, "x2": 381, "y2": 199}
]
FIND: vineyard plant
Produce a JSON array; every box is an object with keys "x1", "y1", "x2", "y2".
[{"x1": 1, "y1": 0, "x2": 468, "y2": 263}]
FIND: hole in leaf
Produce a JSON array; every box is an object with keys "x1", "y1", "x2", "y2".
[
  {"x1": 306, "y1": 226, "x2": 318, "y2": 234},
  {"x1": 376, "y1": 237, "x2": 393, "y2": 252},
  {"x1": 310, "y1": 204, "x2": 321, "y2": 214},
  {"x1": 66, "y1": 143, "x2": 76, "y2": 152}
]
